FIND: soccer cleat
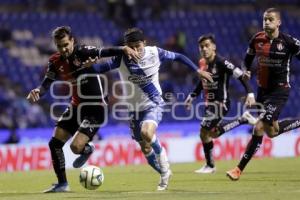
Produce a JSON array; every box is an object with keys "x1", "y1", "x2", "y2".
[
  {"x1": 73, "y1": 142, "x2": 95, "y2": 168},
  {"x1": 194, "y1": 164, "x2": 216, "y2": 174},
  {"x1": 43, "y1": 182, "x2": 70, "y2": 193},
  {"x1": 241, "y1": 111, "x2": 258, "y2": 125},
  {"x1": 226, "y1": 167, "x2": 242, "y2": 181},
  {"x1": 157, "y1": 169, "x2": 172, "y2": 191},
  {"x1": 156, "y1": 147, "x2": 170, "y2": 173}
]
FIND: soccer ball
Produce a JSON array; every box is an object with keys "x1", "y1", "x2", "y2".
[{"x1": 79, "y1": 165, "x2": 104, "y2": 190}]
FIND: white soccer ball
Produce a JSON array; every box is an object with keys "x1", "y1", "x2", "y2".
[{"x1": 79, "y1": 165, "x2": 104, "y2": 190}]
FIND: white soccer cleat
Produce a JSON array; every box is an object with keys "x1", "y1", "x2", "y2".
[
  {"x1": 241, "y1": 111, "x2": 258, "y2": 125},
  {"x1": 194, "y1": 164, "x2": 216, "y2": 174},
  {"x1": 157, "y1": 169, "x2": 172, "y2": 191},
  {"x1": 43, "y1": 183, "x2": 70, "y2": 193}
]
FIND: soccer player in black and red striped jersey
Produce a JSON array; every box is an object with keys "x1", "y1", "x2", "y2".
[
  {"x1": 226, "y1": 8, "x2": 300, "y2": 181},
  {"x1": 27, "y1": 26, "x2": 139, "y2": 192},
  {"x1": 184, "y1": 34, "x2": 257, "y2": 174}
]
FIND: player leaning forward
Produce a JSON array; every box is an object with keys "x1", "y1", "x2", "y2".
[
  {"x1": 86, "y1": 28, "x2": 214, "y2": 190},
  {"x1": 27, "y1": 26, "x2": 139, "y2": 193},
  {"x1": 184, "y1": 34, "x2": 257, "y2": 174},
  {"x1": 226, "y1": 8, "x2": 300, "y2": 181}
]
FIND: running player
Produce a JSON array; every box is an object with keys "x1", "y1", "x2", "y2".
[
  {"x1": 85, "y1": 28, "x2": 212, "y2": 190},
  {"x1": 184, "y1": 34, "x2": 257, "y2": 174},
  {"x1": 226, "y1": 8, "x2": 300, "y2": 181},
  {"x1": 26, "y1": 26, "x2": 139, "y2": 192}
]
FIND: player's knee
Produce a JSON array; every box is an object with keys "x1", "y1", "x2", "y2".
[
  {"x1": 253, "y1": 120, "x2": 265, "y2": 136},
  {"x1": 266, "y1": 132, "x2": 276, "y2": 138},
  {"x1": 70, "y1": 143, "x2": 84, "y2": 154},
  {"x1": 139, "y1": 141, "x2": 152, "y2": 154},
  {"x1": 140, "y1": 129, "x2": 154, "y2": 143},
  {"x1": 142, "y1": 144, "x2": 152, "y2": 154},
  {"x1": 200, "y1": 128, "x2": 211, "y2": 141},
  {"x1": 265, "y1": 129, "x2": 278, "y2": 138},
  {"x1": 262, "y1": 121, "x2": 278, "y2": 138},
  {"x1": 209, "y1": 129, "x2": 219, "y2": 138}
]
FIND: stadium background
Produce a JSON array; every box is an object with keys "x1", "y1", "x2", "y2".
[{"x1": 0, "y1": 0, "x2": 300, "y2": 171}]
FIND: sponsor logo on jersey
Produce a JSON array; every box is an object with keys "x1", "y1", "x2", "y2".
[
  {"x1": 81, "y1": 119, "x2": 91, "y2": 128},
  {"x1": 128, "y1": 74, "x2": 152, "y2": 85},
  {"x1": 258, "y1": 42, "x2": 264, "y2": 48},
  {"x1": 59, "y1": 66, "x2": 64, "y2": 72},
  {"x1": 277, "y1": 43, "x2": 284, "y2": 51}
]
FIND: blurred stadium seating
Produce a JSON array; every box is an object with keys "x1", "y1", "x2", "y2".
[{"x1": 0, "y1": 0, "x2": 299, "y2": 131}]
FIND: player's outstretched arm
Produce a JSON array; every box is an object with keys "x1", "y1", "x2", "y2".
[
  {"x1": 100, "y1": 46, "x2": 140, "y2": 63},
  {"x1": 174, "y1": 53, "x2": 214, "y2": 82},
  {"x1": 158, "y1": 48, "x2": 213, "y2": 82},
  {"x1": 83, "y1": 56, "x2": 122, "y2": 73}
]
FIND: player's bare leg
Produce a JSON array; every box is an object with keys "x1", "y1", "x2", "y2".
[
  {"x1": 195, "y1": 128, "x2": 216, "y2": 174},
  {"x1": 140, "y1": 121, "x2": 172, "y2": 191},
  {"x1": 139, "y1": 141, "x2": 161, "y2": 173},
  {"x1": 72, "y1": 132, "x2": 95, "y2": 168},
  {"x1": 227, "y1": 120, "x2": 264, "y2": 181}
]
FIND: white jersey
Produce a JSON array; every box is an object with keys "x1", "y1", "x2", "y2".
[
  {"x1": 96, "y1": 46, "x2": 198, "y2": 111},
  {"x1": 118, "y1": 46, "x2": 164, "y2": 111}
]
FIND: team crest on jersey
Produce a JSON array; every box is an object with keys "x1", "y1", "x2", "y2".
[
  {"x1": 73, "y1": 58, "x2": 81, "y2": 66},
  {"x1": 277, "y1": 43, "x2": 284, "y2": 51},
  {"x1": 59, "y1": 66, "x2": 64, "y2": 72},
  {"x1": 258, "y1": 42, "x2": 264, "y2": 48}
]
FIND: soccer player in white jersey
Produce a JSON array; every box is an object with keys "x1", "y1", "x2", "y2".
[{"x1": 85, "y1": 28, "x2": 212, "y2": 190}]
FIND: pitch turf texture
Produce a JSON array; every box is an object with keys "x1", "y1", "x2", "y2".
[{"x1": 0, "y1": 158, "x2": 299, "y2": 200}]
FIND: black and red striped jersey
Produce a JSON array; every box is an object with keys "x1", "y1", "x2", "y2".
[
  {"x1": 196, "y1": 55, "x2": 245, "y2": 103},
  {"x1": 245, "y1": 31, "x2": 300, "y2": 89},
  {"x1": 40, "y1": 45, "x2": 123, "y2": 106}
]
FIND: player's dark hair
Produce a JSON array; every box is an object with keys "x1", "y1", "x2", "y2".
[
  {"x1": 52, "y1": 26, "x2": 73, "y2": 40},
  {"x1": 264, "y1": 8, "x2": 281, "y2": 19},
  {"x1": 124, "y1": 28, "x2": 145, "y2": 43},
  {"x1": 198, "y1": 34, "x2": 216, "y2": 44}
]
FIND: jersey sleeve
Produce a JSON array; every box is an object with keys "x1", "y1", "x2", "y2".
[
  {"x1": 157, "y1": 47, "x2": 198, "y2": 71},
  {"x1": 39, "y1": 61, "x2": 57, "y2": 96},
  {"x1": 93, "y1": 56, "x2": 122, "y2": 73},
  {"x1": 244, "y1": 34, "x2": 256, "y2": 70},
  {"x1": 78, "y1": 45, "x2": 125, "y2": 60},
  {"x1": 289, "y1": 36, "x2": 300, "y2": 60},
  {"x1": 157, "y1": 47, "x2": 176, "y2": 61},
  {"x1": 221, "y1": 58, "x2": 244, "y2": 79},
  {"x1": 78, "y1": 45, "x2": 101, "y2": 59}
]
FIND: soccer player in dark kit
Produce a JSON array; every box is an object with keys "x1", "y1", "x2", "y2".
[
  {"x1": 184, "y1": 34, "x2": 257, "y2": 174},
  {"x1": 26, "y1": 26, "x2": 140, "y2": 192},
  {"x1": 226, "y1": 8, "x2": 300, "y2": 181}
]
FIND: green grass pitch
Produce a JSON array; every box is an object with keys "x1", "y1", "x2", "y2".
[{"x1": 0, "y1": 157, "x2": 299, "y2": 200}]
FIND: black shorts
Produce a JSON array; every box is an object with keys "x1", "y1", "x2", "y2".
[
  {"x1": 56, "y1": 103, "x2": 106, "y2": 139},
  {"x1": 201, "y1": 101, "x2": 230, "y2": 130},
  {"x1": 257, "y1": 87, "x2": 290, "y2": 125}
]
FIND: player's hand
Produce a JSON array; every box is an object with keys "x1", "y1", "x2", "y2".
[
  {"x1": 184, "y1": 94, "x2": 195, "y2": 110},
  {"x1": 82, "y1": 56, "x2": 99, "y2": 68},
  {"x1": 123, "y1": 46, "x2": 140, "y2": 63},
  {"x1": 245, "y1": 93, "x2": 256, "y2": 107},
  {"x1": 26, "y1": 88, "x2": 41, "y2": 103},
  {"x1": 197, "y1": 69, "x2": 213, "y2": 83},
  {"x1": 242, "y1": 71, "x2": 251, "y2": 81}
]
